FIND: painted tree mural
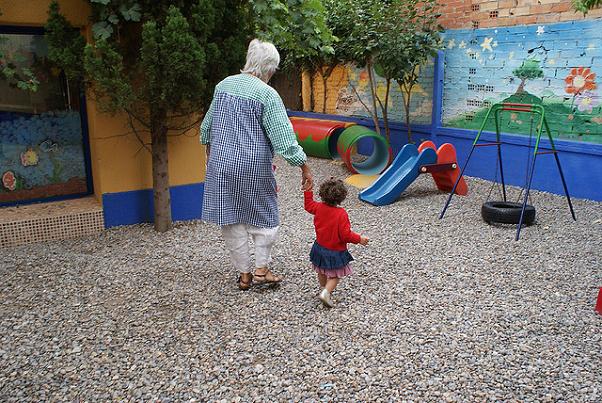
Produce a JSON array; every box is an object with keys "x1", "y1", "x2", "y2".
[{"x1": 513, "y1": 59, "x2": 543, "y2": 94}]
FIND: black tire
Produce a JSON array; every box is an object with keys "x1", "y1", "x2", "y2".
[{"x1": 481, "y1": 201, "x2": 536, "y2": 225}]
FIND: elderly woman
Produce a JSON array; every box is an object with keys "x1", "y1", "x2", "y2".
[{"x1": 200, "y1": 39, "x2": 313, "y2": 290}]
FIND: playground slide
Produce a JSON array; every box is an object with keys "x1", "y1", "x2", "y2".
[
  {"x1": 418, "y1": 141, "x2": 468, "y2": 196},
  {"x1": 359, "y1": 144, "x2": 437, "y2": 206}
]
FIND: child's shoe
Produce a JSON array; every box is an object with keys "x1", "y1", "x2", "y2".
[{"x1": 319, "y1": 289, "x2": 334, "y2": 308}]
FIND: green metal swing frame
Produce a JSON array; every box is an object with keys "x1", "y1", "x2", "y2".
[{"x1": 440, "y1": 102, "x2": 576, "y2": 240}]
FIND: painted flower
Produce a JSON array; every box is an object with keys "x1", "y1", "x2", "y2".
[
  {"x1": 2, "y1": 171, "x2": 17, "y2": 191},
  {"x1": 575, "y1": 91, "x2": 600, "y2": 113},
  {"x1": 359, "y1": 70, "x2": 369, "y2": 82},
  {"x1": 20, "y1": 148, "x2": 39, "y2": 166},
  {"x1": 564, "y1": 67, "x2": 596, "y2": 94}
]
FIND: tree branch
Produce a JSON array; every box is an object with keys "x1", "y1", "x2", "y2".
[{"x1": 349, "y1": 81, "x2": 374, "y2": 118}]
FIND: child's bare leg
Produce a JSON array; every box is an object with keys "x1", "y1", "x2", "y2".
[
  {"x1": 325, "y1": 277, "x2": 340, "y2": 293},
  {"x1": 317, "y1": 273, "x2": 327, "y2": 288}
]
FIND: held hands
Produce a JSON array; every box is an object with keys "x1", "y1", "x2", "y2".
[
  {"x1": 301, "y1": 163, "x2": 313, "y2": 191},
  {"x1": 359, "y1": 236, "x2": 369, "y2": 246}
]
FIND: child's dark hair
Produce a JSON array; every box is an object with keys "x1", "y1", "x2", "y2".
[{"x1": 319, "y1": 178, "x2": 348, "y2": 206}]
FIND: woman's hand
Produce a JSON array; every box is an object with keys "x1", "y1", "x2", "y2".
[
  {"x1": 359, "y1": 236, "x2": 369, "y2": 246},
  {"x1": 301, "y1": 163, "x2": 313, "y2": 191}
]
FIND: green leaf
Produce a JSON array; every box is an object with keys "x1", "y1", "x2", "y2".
[
  {"x1": 120, "y1": 3, "x2": 142, "y2": 22},
  {"x1": 90, "y1": 0, "x2": 111, "y2": 5},
  {"x1": 107, "y1": 14, "x2": 119, "y2": 25},
  {"x1": 92, "y1": 21, "x2": 113, "y2": 40}
]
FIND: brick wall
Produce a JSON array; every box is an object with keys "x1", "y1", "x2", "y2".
[{"x1": 438, "y1": 0, "x2": 602, "y2": 30}]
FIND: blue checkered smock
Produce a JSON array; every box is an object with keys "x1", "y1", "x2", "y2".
[{"x1": 200, "y1": 74, "x2": 307, "y2": 228}]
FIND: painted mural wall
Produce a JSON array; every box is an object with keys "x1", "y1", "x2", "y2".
[
  {"x1": 310, "y1": 64, "x2": 435, "y2": 126},
  {"x1": 441, "y1": 20, "x2": 602, "y2": 144}
]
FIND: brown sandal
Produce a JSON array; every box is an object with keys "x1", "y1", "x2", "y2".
[
  {"x1": 238, "y1": 273, "x2": 253, "y2": 290},
  {"x1": 253, "y1": 268, "x2": 283, "y2": 284}
]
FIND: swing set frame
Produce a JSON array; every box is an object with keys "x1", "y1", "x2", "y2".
[{"x1": 439, "y1": 102, "x2": 576, "y2": 240}]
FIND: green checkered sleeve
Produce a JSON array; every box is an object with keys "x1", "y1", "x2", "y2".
[
  {"x1": 200, "y1": 95, "x2": 216, "y2": 145},
  {"x1": 262, "y1": 95, "x2": 307, "y2": 167}
]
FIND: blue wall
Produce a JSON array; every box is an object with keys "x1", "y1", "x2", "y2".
[
  {"x1": 434, "y1": 128, "x2": 602, "y2": 201},
  {"x1": 102, "y1": 183, "x2": 204, "y2": 228}
]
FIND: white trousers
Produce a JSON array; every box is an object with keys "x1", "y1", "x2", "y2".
[{"x1": 221, "y1": 224, "x2": 279, "y2": 273}]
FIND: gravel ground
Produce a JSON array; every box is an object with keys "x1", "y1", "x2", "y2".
[{"x1": 1, "y1": 156, "x2": 601, "y2": 402}]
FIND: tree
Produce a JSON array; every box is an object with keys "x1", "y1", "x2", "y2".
[
  {"x1": 46, "y1": 0, "x2": 253, "y2": 232},
  {"x1": 313, "y1": 0, "x2": 359, "y2": 114},
  {"x1": 573, "y1": 0, "x2": 602, "y2": 13},
  {"x1": 388, "y1": 0, "x2": 442, "y2": 144},
  {"x1": 333, "y1": 0, "x2": 441, "y2": 143},
  {"x1": 513, "y1": 59, "x2": 543, "y2": 94},
  {"x1": 253, "y1": 0, "x2": 335, "y2": 113},
  {"x1": 333, "y1": 0, "x2": 388, "y2": 137}
]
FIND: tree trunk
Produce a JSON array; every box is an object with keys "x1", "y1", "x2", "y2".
[
  {"x1": 322, "y1": 73, "x2": 328, "y2": 114},
  {"x1": 516, "y1": 79, "x2": 526, "y2": 94},
  {"x1": 405, "y1": 100, "x2": 413, "y2": 144},
  {"x1": 382, "y1": 79, "x2": 391, "y2": 143},
  {"x1": 401, "y1": 81, "x2": 414, "y2": 144},
  {"x1": 321, "y1": 65, "x2": 335, "y2": 114},
  {"x1": 366, "y1": 61, "x2": 381, "y2": 135},
  {"x1": 151, "y1": 113, "x2": 172, "y2": 232},
  {"x1": 309, "y1": 71, "x2": 316, "y2": 112}
]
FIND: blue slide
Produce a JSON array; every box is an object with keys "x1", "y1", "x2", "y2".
[{"x1": 359, "y1": 144, "x2": 437, "y2": 206}]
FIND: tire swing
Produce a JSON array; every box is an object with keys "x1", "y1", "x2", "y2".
[
  {"x1": 481, "y1": 201, "x2": 535, "y2": 225},
  {"x1": 481, "y1": 108, "x2": 536, "y2": 227}
]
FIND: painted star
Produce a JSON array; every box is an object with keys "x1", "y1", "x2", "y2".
[
  {"x1": 447, "y1": 39, "x2": 456, "y2": 49},
  {"x1": 459, "y1": 41, "x2": 466, "y2": 49},
  {"x1": 536, "y1": 26, "x2": 545, "y2": 35},
  {"x1": 480, "y1": 37, "x2": 494, "y2": 52},
  {"x1": 492, "y1": 41, "x2": 498, "y2": 48}
]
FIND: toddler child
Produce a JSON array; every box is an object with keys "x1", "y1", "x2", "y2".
[{"x1": 304, "y1": 178, "x2": 369, "y2": 308}]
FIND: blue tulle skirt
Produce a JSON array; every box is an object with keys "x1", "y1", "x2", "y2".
[{"x1": 310, "y1": 241, "x2": 354, "y2": 270}]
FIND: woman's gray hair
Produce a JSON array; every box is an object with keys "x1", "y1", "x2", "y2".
[{"x1": 241, "y1": 39, "x2": 280, "y2": 82}]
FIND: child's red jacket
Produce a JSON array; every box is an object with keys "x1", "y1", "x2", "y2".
[{"x1": 304, "y1": 191, "x2": 361, "y2": 251}]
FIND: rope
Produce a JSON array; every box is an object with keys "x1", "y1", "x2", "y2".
[
  {"x1": 486, "y1": 107, "x2": 503, "y2": 202},
  {"x1": 516, "y1": 111, "x2": 535, "y2": 205}
]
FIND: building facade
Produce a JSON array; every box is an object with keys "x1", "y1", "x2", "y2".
[{"x1": 0, "y1": 0, "x2": 205, "y2": 228}]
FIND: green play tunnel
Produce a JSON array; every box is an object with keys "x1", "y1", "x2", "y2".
[
  {"x1": 337, "y1": 125, "x2": 392, "y2": 175},
  {"x1": 290, "y1": 117, "x2": 391, "y2": 175},
  {"x1": 290, "y1": 117, "x2": 353, "y2": 159}
]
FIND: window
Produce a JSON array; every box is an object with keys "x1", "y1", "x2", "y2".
[{"x1": 0, "y1": 27, "x2": 90, "y2": 205}]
